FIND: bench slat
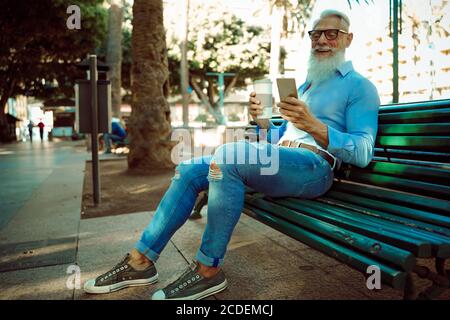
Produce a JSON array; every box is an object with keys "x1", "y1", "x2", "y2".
[
  {"x1": 245, "y1": 195, "x2": 416, "y2": 271},
  {"x1": 379, "y1": 108, "x2": 450, "y2": 124},
  {"x1": 372, "y1": 157, "x2": 450, "y2": 168},
  {"x1": 243, "y1": 205, "x2": 407, "y2": 290},
  {"x1": 316, "y1": 196, "x2": 450, "y2": 238},
  {"x1": 378, "y1": 100, "x2": 450, "y2": 113},
  {"x1": 314, "y1": 197, "x2": 450, "y2": 258},
  {"x1": 332, "y1": 182, "x2": 450, "y2": 217},
  {"x1": 341, "y1": 172, "x2": 450, "y2": 199},
  {"x1": 375, "y1": 136, "x2": 450, "y2": 152},
  {"x1": 374, "y1": 148, "x2": 450, "y2": 164},
  {"x1": 326, "y1": 190, "x2": 450, "y2": 227},
  {"x1": 285, "y1": 198, "x2": 450, "y2": 258},
  {"x1": 360, "y1": 161, "x2": 450, "y2": 186},
  {"x1": 262, "y1": 197, "x2": 432, "y2": 257},
  {"x1": 378, "y1": 123, "x2": 450, "y2": 136}
]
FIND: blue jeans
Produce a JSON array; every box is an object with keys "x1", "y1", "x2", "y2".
[
  {"x1": 135, "y1": 140, "x2": 334, "y2": 267},
  {"x1": 103, "y1": 133, "x2": 126, "y2": 151}
]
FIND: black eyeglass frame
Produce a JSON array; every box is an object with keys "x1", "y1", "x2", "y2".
[{"x1": 307, "y1": 29, "x2": 349, "y2": 41}]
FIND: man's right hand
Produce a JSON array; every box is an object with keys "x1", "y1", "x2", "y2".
[
  {"x1": 248, "y1": 92, "x2": 263, "y2": 121},
  {"x1": 248, "y1": 92, "x2": 270, "y2": 129}
]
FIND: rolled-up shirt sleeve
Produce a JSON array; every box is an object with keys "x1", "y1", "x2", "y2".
[
  {"x1": 255, "y1": 119, "x2": 288, "y2": 144},
  {"x1": 327, "y1": 79, "x2": 380, "y2": 168}
]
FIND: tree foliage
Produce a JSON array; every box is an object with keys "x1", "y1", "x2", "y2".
[
  {"x1": 268, "y1": 0, "x2": 316, "y2": 39},
  {"x1": 165, "y1": 2, "x2": 273, "y2": 96},
  {"x1": 0, "y1": 0, "x2": 107, "y2": 109}
]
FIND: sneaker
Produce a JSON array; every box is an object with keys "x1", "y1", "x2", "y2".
[
  {"x1": 84, "y1": 253, "x2": 158, "y2": 294},
  {"x1": 152, "y1": 261, "x2": 228, "y2": 300}
]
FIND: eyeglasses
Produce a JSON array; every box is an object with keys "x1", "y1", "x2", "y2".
[{"x1": 308, "y1": 29, "x2": 349, "y2": 41}]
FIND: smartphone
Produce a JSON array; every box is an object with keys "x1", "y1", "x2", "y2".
[{"x1": 277, "y1": 78, "x2": 298, "y2": 101}]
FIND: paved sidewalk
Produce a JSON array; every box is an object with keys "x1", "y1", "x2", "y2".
[
  {"x1": 0, "y1": 140, "x2": 446, "y2": 300},
  {"x1": 74, "y1": 208, "x2": 406, "y2": 300},
  {"x1": 0, "y1": 140, "x2": 86, "y2": 299}
]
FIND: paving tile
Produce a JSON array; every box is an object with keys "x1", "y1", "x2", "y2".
[
  {"x1": 0, "y1": 237, "x2": 77, "y2": 273},
  {"x1": 171, "y1": 211, "x2": 266, "y2": 263},
  {"x1": 218, "y1": 240, "x2": 365, "y2": 300},
  {"x1": 171, "y1": 208, "x2": 363, "y2": 300},
  {"x1": 75, "y1": 211, "x2": 189, "y2": 300},
  {"x1": 219, "y1": 272, "x2": 366, "y2": 300},
  {"x1": 239, "y1": 213, "x2": 295, "y2": 240},
  {"x1": 0, "y1": 263, "x2": 74, "y2": 300},
  {"x1": 322, "y1": 264, "x2": 403, "y2": 300}
]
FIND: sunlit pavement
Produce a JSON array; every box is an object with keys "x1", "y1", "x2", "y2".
[
  {"x1": 0, "y1": 140, "x2": 85, "y2": 230},
  {"x1": 0, "y1": 140, "x2": 87, "y2": 299}
]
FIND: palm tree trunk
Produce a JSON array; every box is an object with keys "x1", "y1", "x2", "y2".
[
  {"x1": 128, "y1": 0, "x2": 175, "y2": 171},
  {"x1": 269, "y1": 5, "x2": 283, "y2": 78},
  {"x1": 180, "y1": 0, "x2": 190, "y2": 127},
  {"x1": 0, "y1": 78, "x2": 16, "y2": 142},
  {"x1": 106, "y1": 0, "x2": 124, "y2": 118}
]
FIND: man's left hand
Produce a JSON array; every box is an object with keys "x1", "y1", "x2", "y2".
[
  {"x1": 278, "y1": 97, "x2": 329, "y2": 148},
  {"x1": 278, "y1": 97, "x2": 321, "y2": 132}
]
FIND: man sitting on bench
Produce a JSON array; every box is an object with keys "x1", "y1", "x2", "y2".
[
  {"x1": 103, "y1": 117, "x2": 128, "y2": 154},
  {"x1": 84, "y1": 9, "x2": 380, "y2": 300}
]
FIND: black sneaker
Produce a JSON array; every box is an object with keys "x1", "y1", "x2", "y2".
[
  {"x1": 152, "y1": 261, "x2": 228, "y2": 300},
  {"x1": 84, "y1": 253, "x2": 158, "y2": 294}
]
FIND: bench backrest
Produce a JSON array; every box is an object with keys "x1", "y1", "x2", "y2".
[
  {"x1": 254, "y1": 99, "x2": 450, "y2": 216},
  {"x1": 336, "y1": 99, "x2": 450, "y2": 201}
]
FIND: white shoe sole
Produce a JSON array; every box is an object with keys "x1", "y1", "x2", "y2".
[
  {"x1": 157, "y1": 279, "x2": 228, "y2": 300},
  {"x1": 84, "y1": 273, "x2": 159, "y2": 294}
]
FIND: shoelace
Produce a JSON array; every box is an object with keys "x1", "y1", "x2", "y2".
[
  {"x1": 97, "y1": 254, "x2": 130, "y2": 281},
  {"x1": 166, "y1": 261, "x2": 201, "y2": 293}
]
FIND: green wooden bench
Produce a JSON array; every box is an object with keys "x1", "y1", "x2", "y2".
[{"x1": 191, "y1": 99, "x2": 450, "y2": 299}]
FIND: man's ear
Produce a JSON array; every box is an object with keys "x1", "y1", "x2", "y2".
[{"x1": 346, "y1": 33, "x2": 354, "y2": 48}]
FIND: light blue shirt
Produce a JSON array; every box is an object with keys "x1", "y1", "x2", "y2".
[{"x1": 257, "y1": 61, "x2": 380, "y2": 169}]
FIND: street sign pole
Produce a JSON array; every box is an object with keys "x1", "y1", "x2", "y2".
[
  {"x1": 391, "y1": 0, "x2": 400, "y2": 103},
  {"x1": 205, "y1": 72, "x2": 235, "y2": 124},
  {"x1": 89, "y1": 55, "x2": 100, "y2": 205}
]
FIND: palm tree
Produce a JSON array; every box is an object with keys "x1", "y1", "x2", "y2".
[
  {"x1": 405, "y1": 0, "x2": 449, "y2": 100},
  {"x1": 106, "y1": 0, "x2": 124, "y2": 118},
  {"x1": 128, "y1": 0, "x2": 175, "y2": 171},
  {"x1": 269, "y1": 0, "x2": 317, "y2": 39},
  {"x1": 346, "y1": 0, "x2": 372, "y2": 9},
  {"x1": 266, "y1": 0, "x2": 316, "y2": 76}
]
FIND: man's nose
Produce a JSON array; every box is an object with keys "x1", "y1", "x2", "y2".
[{"x1": 317, "y1": 32, "x2": 328, "y2": 44}]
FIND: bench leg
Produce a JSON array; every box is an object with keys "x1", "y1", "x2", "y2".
[
  {"x1": 413, "y1": 258, "x2": 450, "y2": 300},
  {"x1": 403, "y1": 273, "x2": 416, "y2": 300},
  {"x1": 189, "y1": 191, "x2": 208, "y2": 220}
]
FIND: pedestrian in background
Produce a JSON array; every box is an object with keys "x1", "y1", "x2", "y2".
[
  {"x1": 37, "y1": 120, "x2": 45, "y2": 141},
  {"x1": 27, "y1": 121, "x2": 34, "y2": 142}
]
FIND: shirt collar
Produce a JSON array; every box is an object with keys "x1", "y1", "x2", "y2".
[{"x1": 337, "y1": 61, "x2": 354, "y2": 77}]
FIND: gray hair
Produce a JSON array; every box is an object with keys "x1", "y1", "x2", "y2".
[{"x1": 312, "y1": 9, "x2": 351, "y2": 31}]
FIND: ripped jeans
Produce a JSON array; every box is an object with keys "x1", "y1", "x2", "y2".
[{"x1": 135, "y1": 140, "x2": 334, "y2": 267}]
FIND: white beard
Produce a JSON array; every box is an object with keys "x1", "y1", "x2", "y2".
[{"x1": 306, "y1": 50, "x2": 346, "y2": 85}]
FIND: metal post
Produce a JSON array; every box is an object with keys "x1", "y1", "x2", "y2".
[
  {"x1": 205, "y1": 72, "x2": 235, "y2": 124},
  {"x1": 392, "y1": 0, "x2": 399, "y2": 103},
  {"x1": 218, "y1": 73, "x2": 225, "y2": 117},
  {"x1": 89, "y1": 55, "x2": 100, "y2": 205},
  {"x1": 180, "y1": 0, "x2": 190, "y2": 127}
]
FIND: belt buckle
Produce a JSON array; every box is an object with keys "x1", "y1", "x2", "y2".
[
  {"x1": 322, "y1": 150, "x2": 337, "y2": 171},
  {"x1": 330, "y1": 156, "x2": 337, "y2": 171}
]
